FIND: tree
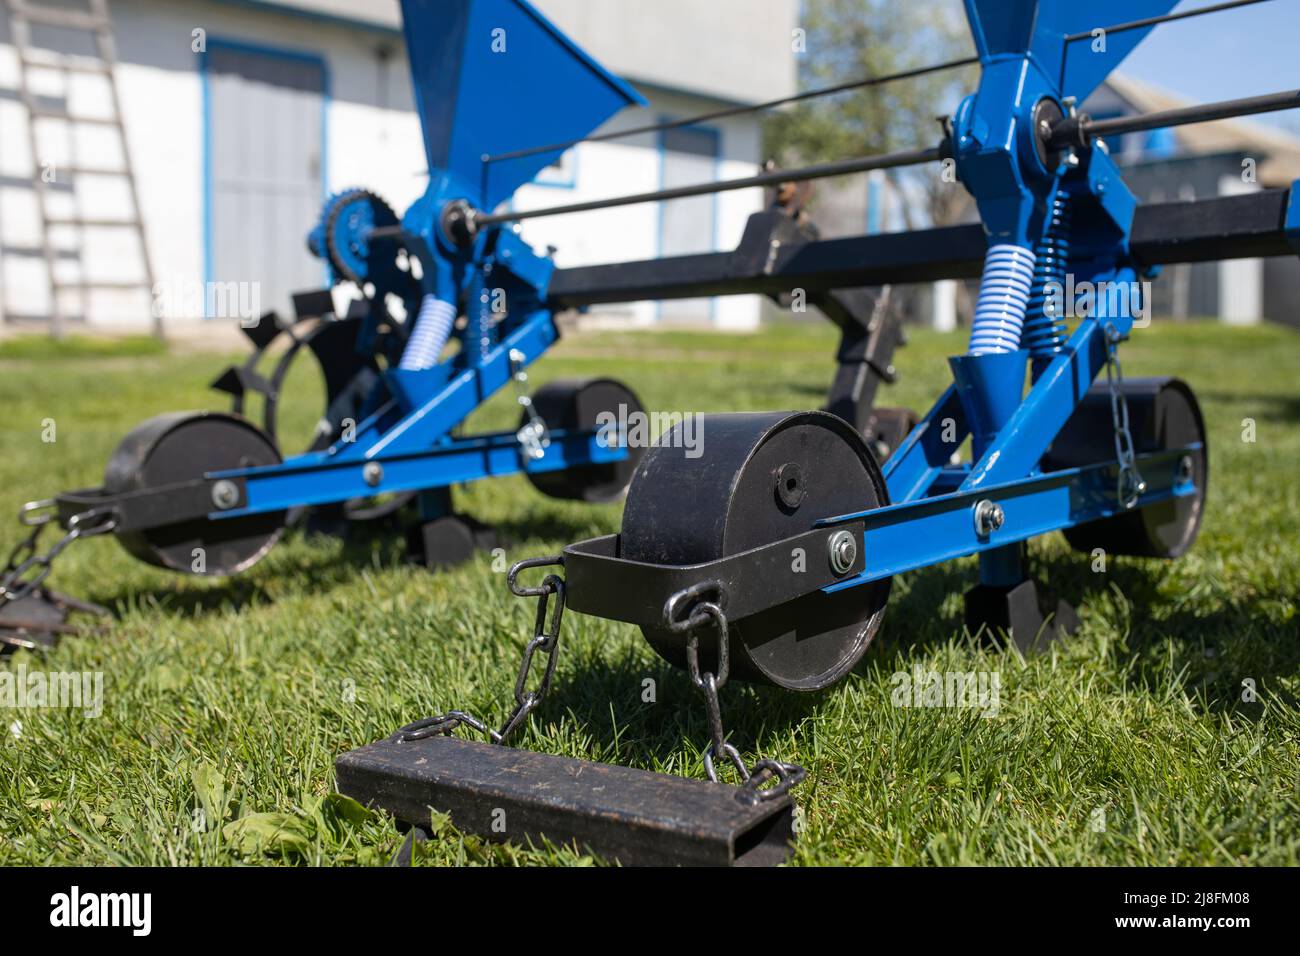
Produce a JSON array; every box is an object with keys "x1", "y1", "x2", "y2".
[{"x1": 764, "y1": 0, "x2": 978, "y2": 230}]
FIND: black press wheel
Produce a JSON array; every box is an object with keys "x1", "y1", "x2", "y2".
[
  {"x1": 523, "y1": 378, "x2": 647, "y2": 503},
  {"x1": 620, "y1": 410, "x2": 891, "y2": 690},
  {"x1": 1044, "y1": 377, "x2": 1207, "y2": 558},
  {"x1": 103, "y1": 411, "x2": 287, "y2": 575}
]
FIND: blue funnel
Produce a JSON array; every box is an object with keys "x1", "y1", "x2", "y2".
[
  {"x1": 964, "y1": 0, "x2": 1179, "y2": 101},
  {"x1": 401, "y1": 0, "x2": 646, "y2": 209}
]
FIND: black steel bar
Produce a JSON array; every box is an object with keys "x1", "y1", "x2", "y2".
[
  {"x1": 1055, "y1": 89, "x2": 1300, "y2": 148},
  {"x1": 336, "y1": 734, "x2": 795, "y2": 866},
  {"x1": 547, "y1": 189, "x2": 1293, "y2": 306},
  {"x1": 1064, "y1": 0, "x2": 1272, "y2": 42},
  {"x1": 475, "y1": 146, "x2": 941, "y2": 226},
  {"x1": 482, "y1": 57, "x2": 978, "y2": 165}
]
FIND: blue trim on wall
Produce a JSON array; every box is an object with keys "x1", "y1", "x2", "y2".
[
  {"x1": 655, "y1": 116, "x2": 722, "y2": 323},
  {"x1": 200, "y1": 36, "x2": 331, "y2": 301},
  {"x1": 866, "y1": 172, "x2": 882, "y2": 234}
]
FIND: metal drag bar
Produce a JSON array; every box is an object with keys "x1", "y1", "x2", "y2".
[{"x1": 336, "y1": 733, "x2": 795, "y2": 866}]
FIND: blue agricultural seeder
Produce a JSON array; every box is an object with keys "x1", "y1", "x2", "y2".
[
  {"x1": 332, "y1": 0, "x2": 1300, "y2": 865},
  {"x1": 0, "y1": 0, "x2": 916, "y2": 652},
  {"x1": 0, "y1": 0, "x2": 1291, "y2": 865}
]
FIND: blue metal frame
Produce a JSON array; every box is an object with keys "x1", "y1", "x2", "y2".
[
  {"x1": 190, "y1": 0, "x2": 643, "y2": 521},
  {"x1": 825, "y1": 445, "x2": 1198, "y2": 586},
  {"x1": 188, "y1": 0, "x2": 1211, "y2": 582},
  {"x1": 801, "y1": 0, "x2": 1200, "y2": 593}
]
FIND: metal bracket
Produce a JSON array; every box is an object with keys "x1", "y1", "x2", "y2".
[{"x1": 562, "y1": 521, "x2": 866, "y2": 628}]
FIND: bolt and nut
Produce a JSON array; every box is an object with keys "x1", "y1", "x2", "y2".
[
  {"x1": 363, "y1": 462, "x2": 384, "y2": 487},
  {"x1": 210, "y1": 479, "x2": 240, "y2": 510},
  {"x1": 973, "y1": 499, "x2": 1005, "y2": 537},
  {"x1": 827, "y1": 530, "x2": 858, "y2": 575}
]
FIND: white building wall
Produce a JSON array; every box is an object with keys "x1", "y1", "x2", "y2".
[
  {"x1": 514, "y1": 86, "x2": 765, "y2": 329},
  {"x1": 0, "y1": 0, "x2": 780, "y2": 331}
]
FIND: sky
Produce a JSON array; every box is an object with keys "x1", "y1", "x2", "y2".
[
  {"x1": 923, "y1": 0, "x2": 1297, "y2": 130},
  {"x1": 1091, "y1": 0, "x2": 1299, "y2": 130}
]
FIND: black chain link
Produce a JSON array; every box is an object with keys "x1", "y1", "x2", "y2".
[
  {"x1": 396, "y1": 555, "x2": 566, "y2": 747},
  {"x1": 0, "y1": 501, "x2": 117, "y2": 607},
  {"x1": 396, "y1": 554, "x2": 804, "y2": 806},
  {"x1": 664, "y1": 581, "x2": 806, "y2": 805},
  {"x1": 1103, "y1": 323, "x2": 1147, "y2": 510}
]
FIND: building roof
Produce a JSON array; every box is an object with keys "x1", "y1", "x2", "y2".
[
  {"x1": 229, "y1": 0, "x2": 797, "y2": 106},
  {"x1": 1104, "y1": 73, "x2": 1300, "y2": 186}
]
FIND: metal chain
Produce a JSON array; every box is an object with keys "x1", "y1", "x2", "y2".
[
  {"x1": 664, "y1": 583, "x2": 806, "y2": 805},
  {"x1": 509, "y1": 348, "x2": 550, "y2": 462},
  {"x1": 396, "y1": 555, "x2": 565, "y2": 747},
  {"x1": 397, "y1": 556, "x2": 804, "y2": 805},
  {"x1": 0, "y1": 501, "x2": 118, "y2": 607},
  {"x1": 1103, "y1": 324, "x2": 1147, "y2": 510}
]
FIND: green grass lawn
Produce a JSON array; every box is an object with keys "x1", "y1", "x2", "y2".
[{"x1": 1, "y1": 319, "x2": 1297, "y2": 866}]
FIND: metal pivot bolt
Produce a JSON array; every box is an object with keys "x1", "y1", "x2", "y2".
[
  {"x1": 1178, "y1": 455, "x2": 1195, "y2": 484},
  {"x1": 827, "y1": 530, "x2": 858, "y2": 575},
  {"x1": 210, "y1": 479, "x2": 240, "y2": 510},
  {"x1": 363, "y1": 462, "x2": 384, "y2": 487},
  {"x1": 973, "y1": 499, "x2": 1005, "y2": 537}
]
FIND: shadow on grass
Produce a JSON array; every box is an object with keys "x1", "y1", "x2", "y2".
[
  {"x1": 79, "y1": 521, "x2": 410, "y2": 617},
  {"x1": 1024, "y1": 552, "x2": 1296, "y2": 717},
  {"x1": 1194, "y1": 390, "x2": 1300, "y2": 422}
]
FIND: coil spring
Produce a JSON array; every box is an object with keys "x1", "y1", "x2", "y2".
[
  {"x1": 399, "y1": 294, "x2": 457, "y2": 371},
  {"x1": 968, "y1": 244, "x2": 1036, "y2": 355},
  {"x1": 1022, "y1": 194, "x2": 1072, "y2": 358}
]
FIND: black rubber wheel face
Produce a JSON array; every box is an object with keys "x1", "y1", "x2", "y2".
[
  {"x1": 1046, "y1": 378, "x2": 1208, "y2": 558},
  {"x1": 104, "y1": 412, "x2": 287, "y2": 576},
  {"x1": 622, "y1": 410, "x2": 891, "y2": 691},
  {"x1": 523, "y1": 378, "x2": 647, "y2": 503}
]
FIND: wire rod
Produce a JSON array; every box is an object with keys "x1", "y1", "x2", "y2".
[
  {"x1": 481, "y1": 57, "x2": 977, "y2": 165},
  {"x1": 481, "y1": 1, "x2": 1271, "y2": 168},
  {"x1": 1051, "y1": 88, "x2": 1300, "y2": 148},
  {"x1": 474, "y1": 146, "x2": 942, "y2": 226},
  {"x1": 1064, "y1": 0, "x2": 1272, "y2": 42}
]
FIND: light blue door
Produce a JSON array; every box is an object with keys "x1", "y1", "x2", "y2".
[{"x1": 207, "y1": 43, "x2": 325, "y2": 319}]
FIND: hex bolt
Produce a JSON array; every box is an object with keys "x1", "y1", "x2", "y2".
[
  {"x1": 1178, "y1": 455, "x2": 1195, "y2": 484},
  {"x1": 974, "y1": 499, "x2": 1005, "y2": 537},
  {"x1": 210, "y1": 479, "x2": 240, "y2": 510},
  {"x1": 363, "y1": 462, "x2": 384, "y2": 488},
  {"x1": 827, "y1": 530, "x2": 858, "y2": 575}
]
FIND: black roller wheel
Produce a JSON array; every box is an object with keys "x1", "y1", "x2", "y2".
[
  {"x1": 104, "y1": 412, "x2": 287, "y2": 575},
  {"x1": 621, "y1": 410, "x2": 891, "y2": 690},
  {"x1": 524, "y1": 378, "x2": 646, "y2": 503},
  {"x1": 1044, "y1": 377, "x2": 1207, "y2": 558}
]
